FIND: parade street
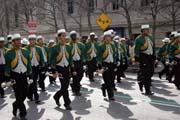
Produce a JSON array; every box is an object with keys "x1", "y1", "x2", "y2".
[{"x1": 0, "y1": 73, "x2": 180, "y2": 120}]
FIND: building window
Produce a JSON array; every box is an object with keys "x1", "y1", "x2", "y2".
[
  {"x1": 141, "y1": 0, "x2": 150, "y2": 6},
  {"x1": 112, "y1": 0, "x2": 125, "y2": 10},
  {"x1": 67, "y1": 0, "x2": 73, "y2": 14},
  {"x1": 88, "y1": 0, "x2": 95, "y2": 11}
]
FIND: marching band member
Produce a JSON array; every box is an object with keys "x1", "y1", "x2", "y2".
[
  {"x1": 51, "y1": 29, "x2": 73, "y2": 110},
  {"x1": 98, "y1": 31, "x2": 117, "y2": 101},
  {"x1": 158, "y1": 38, "x2": 170, "y2": 80},
  {"x1": 169, "y1": 33, "x2": 180, "y2": 90},
  {"x1": 113, "y1": 36, "x2": 123, "y2": 83},
  {"x1": 25, "y1": 34, "x2": 44, "y2": 104},
  {"x1": 5, "y1": 34, "x2": 13, "y2": 49},
  {"x1": 48, "y1": 40, "x2": 56, "y2": 84},
  {"x1": 85, "y1": 32, "x2": 99, "y2": 82},
  {"x1": 5, "y1": 34, "x2": 32, "y2": 119},
  {"x1": 0, "y1": 37, "x2": 6, "y2": 98},
  {"x1": 37, "y1": 35, "x2": 49, "y2": 91},
  {"x1": 70, "y1": 31, "x2": 85, "y2": 96},
  {"x1": 119, "y1": 38, "x2": 129, "y2": 79},
  {"x1": 167, "y1": 31, "x2": 177, "y2": 83},
  {"x1": 134, "y1": 25, "x2": 155, "y2": 95}
]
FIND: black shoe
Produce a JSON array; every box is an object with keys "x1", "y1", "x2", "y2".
[
  {"x1": 41, "y1": 89, "x2": 46, "y2": 92},
  {"x1": 113, "y1": 87, "x2": 117, "y2": 91},
  {"x1": 122, "y1": 74, "x2": 126, "y2": 78},
  {"x1": 117, "y1": 80, "x2": 121, "y2": 83},
  {"x1": 12, "y1": 108, "x2": 17, "y2": 117},
  {"x1": 28, "y1": 97, "x2": 34, "y2": 101},
  {"x1": 138, "y1": 82, "x2": 143, "y2": 92},
  {"x1": 35, "y1": 100, "x2": 41, "y2": 104},
  {"x1": 159, "y1": 74, "x2": 162, "y2": 79},
  {"x1": 65, "y1": 105, "x2": 72, "y2": 110},
  {"x1": 145, "y1": 92, "x2": 154, "y2": 95},
  {"x1": 53, "y1": 96, "x2": 60, "y2": 106},
  {"x1": 109, "y1": 97, "x2": 115, "y2": 101},
  {"x1": 101, "y1": 87, "x2": 106, "y2": 97}
]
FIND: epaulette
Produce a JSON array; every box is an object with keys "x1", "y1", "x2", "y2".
[
  {"x1": 35, "y1": 45, "x2": 41, "y2": 49},
  {"x1": 78, "y1": 42, "x2": 85, "y2": 46},
  {"x1": 24, "y1": 45, "x2": 29, "y2": 49},
  {"x1": 136, "y1": 34, "x2": 142, "y2": 40},
  {"x1": 98, "y1": 42, "x2": 104, "y2": 46},
  {"x1": 53, "y1": 43, "x2": 59, "y2": 47},
  {"x1": 22, "y1": 47, "x2": 29, "y2": 51},
  {"x1": 5, "y1": 48, "x2": 13, "y2": 53}
]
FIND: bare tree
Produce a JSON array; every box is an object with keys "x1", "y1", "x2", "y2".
[
  {"x1": 160, "y1": 0, "x2": 180, "y2": 31},
  {"x1": 3, "y1": 0, "x2": 10, "y2": 34},
  {"x1": 139, "y1": 0, "x2": 164, "y2": 38},
  {"x1": 36, "y1": 0, "x2": 59, "y2": 32},
  {"x1": 110, "y1": 0, "x2": 135, "y2": 41}
]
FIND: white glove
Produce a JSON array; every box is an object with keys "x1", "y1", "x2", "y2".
[
  {"x1": 41, "y1": 71, "x2": 45, "y2": 74},
  {"x1": 28, "y1": 79, "x2": 33, "y2": 84},
  {"x1": 1, "y1": 82, "x2": 7, "y2": 88},
  {"x1": 101, "y1": 67, "x2": 108, "y2": 73},
  {"x1": 72, "y1": 72, "x2": 77, "y2": 76},
  {"x1": 6, "y1": 81, "x2": 13, "y2": 87},
  {"x1": 155, "y1": 59, "x2": 159, "y2": 64},
  {"x1": 83, "y1": 65, "x2": 87, "y2": 71},
  {"x1": 114, "y1": 68, "x2": 118, "y2": 72},
  {"x1": 117, "y1": 61, "x2": 121, "y2": 66}
]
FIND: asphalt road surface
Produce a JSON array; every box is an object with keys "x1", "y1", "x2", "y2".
[{"x1": 0, "y1": 73, "x2": 180, "y2": 120}]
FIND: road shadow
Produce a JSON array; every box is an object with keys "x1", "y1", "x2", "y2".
[
  {"x1": 82, "y1": 78, "x2": 102, "y2": 89},
  {"x1": 148, "y1": 95, "x2": 180, "y2": 115},
  {"x1": 153, "y1": 86, "x2": 178, "y2": 97},
  {"x1": 100, "y1": 101, "x2": 137, "y2": 120},
  {"x1": 71, "y1": 87, "x2": 92, "y2": 115},
  {"x1": 152, "y1": 80, "x2": 174, "y2": 89},
  {"x1": 26, "y1": 101, "x2": 45, "y2": 120},
  {"x1": 4, "y1": 87, "x2": 13, "y2": 95},
  {"x1": 46, "y1": 83, "x2": 60, "y2": 93},
  {"x1": 39, "y1": 91, "x2": 51, "y2": 101},
  {"x1": 0, "y1": 98, "x2": 8, "y2": 110},
  {"x1": 117, "y1": 80, "x2": 136, "y2": 90},
  {"x1": 54, "y1": 107, "x2": 74, "y2": 120},
  {"x1": 114, "y1": 91, "x2": 137, "y2": 105}
]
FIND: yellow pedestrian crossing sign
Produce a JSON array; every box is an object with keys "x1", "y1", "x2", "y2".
[{"x1": 96, "y1": 13, "x2": 112, "y2": 30}]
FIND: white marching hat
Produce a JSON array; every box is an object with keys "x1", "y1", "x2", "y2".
[
  {"x1": 103, "y1": 31, "x2": 112, "y2": 37},
  {"x1": 37, "y1": 35, "x2": 43, "y2": 40},
  {"x1": 108, "y1": 29, "x2": 116, "y2": 36},
  {"x1": 141, "y1": 24, "x2": 150, "y2": 29},
  {"x1": 120, "y1": 38, "x2": 126, "y2": 41},
  {"x1": 28, "y1": 34, "x2": 37, "y2": 40},
  {"x1": 174, "y1": 32, "x2": 180, "y2": 38},
  {"x1": 70, "y1": 31, "x2": 78, "y2": 36},
  {"x1": 49, "y1": 39, "x2": 55, "y2": 43},
  {"x1": 57, "y1": 29, "x2": 66, "y2": 36},
  {"x1": 89, "y1": 32, "x2": 96, "y2": 36},
  {"x1": 113, "y1": 36, "x2": 120, "y2": 40},
  {"x1": 0, "y1": 37, "x2": 5, "y2": 42},
  {"x1": 7, "y1": 34, "x2": 13, "y2": 39},
  {"x1": 171, "y1": 31, "x2": 178, "y2": 36},
  {"x1": 162, "y1": 37, "x2": 170, "y2": 43},
  {"x1": 21, "y1": 38, "x2": 29, "y2": 45},
  {"x1": 12, "y1": 34, "x2": 21, "y2": 40}
]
